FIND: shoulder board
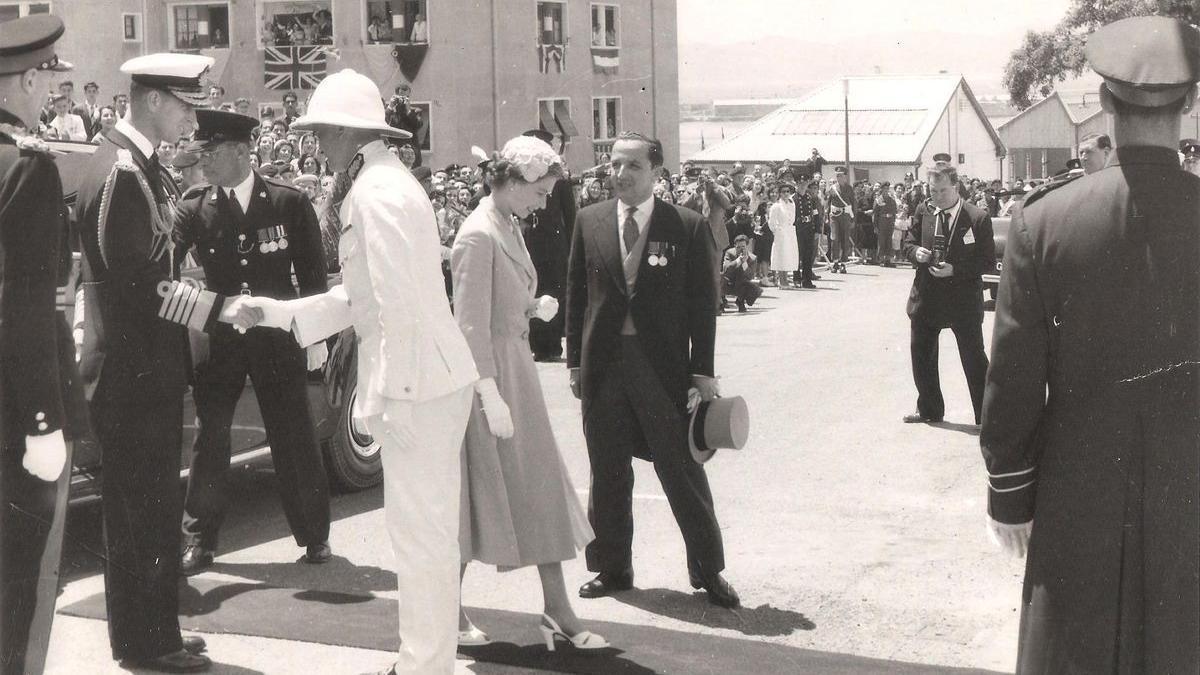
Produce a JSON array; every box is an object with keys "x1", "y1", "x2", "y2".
[
  {"x1": 114, "y1": 148, "x2": 139, "y2": 172},
  {"x1": 262, "y1": 175, "x2": 301, "y2": 193},
  {"x1": 180, "y1": 183, "x2": 212, "y2": 200},
  {"x1": 1022, "y1": 174, "x2": 1081, "y2": 209}
]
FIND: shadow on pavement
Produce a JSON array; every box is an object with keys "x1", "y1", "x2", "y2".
[
  {"x1": 932, "y1": 421, "x2": 981, "y2": 437},
  {"x1": 612, "y1": 587, "x2": 816, "y2": 637},
  {"x1": 211, "y1": 556, "x2": 397, "y2": 596}
]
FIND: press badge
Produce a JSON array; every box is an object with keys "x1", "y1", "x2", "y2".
[{"x1": 962, "y1": 228, "x2": 976, "y2": 245}]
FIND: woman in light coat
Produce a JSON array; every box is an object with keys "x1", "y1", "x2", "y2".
[
  {"x1": 450, "y1": 135, "x2": 608, "y2": 652},
  {"x1": 768, "y1": 184, "x2": 799, "y2": 288}
]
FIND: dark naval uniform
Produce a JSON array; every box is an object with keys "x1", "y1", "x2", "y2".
[
  {"x1": 0, "y1": 119, "x2": 85, "y2": 673},
  {"x1": 76, "y1": 107, "x2": 229, "y2": 665},
  {"x1": 174, "y1": 171, "x2": 329, "y2": 552},
  {"x1": 791, "y1": 188, "x2": 820, "y2": 285},
  {"x1": 981, "y1": 17, "x2": 1200, "y2": 675},
  {"x1": 523, "y1": 176, "x2": 576, "y2": 360}
]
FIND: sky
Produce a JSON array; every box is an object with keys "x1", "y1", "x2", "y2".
[{"x1": 677, "y1": 0, "x2": 1073, "y2": 47}]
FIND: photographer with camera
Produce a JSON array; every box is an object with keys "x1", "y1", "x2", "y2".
[
  {"x1": 900, "y1": 163, "x2": 994, "y2": 427},
  {"x1": 385, "y1": 83, "x2": 424, "y2": 168}
]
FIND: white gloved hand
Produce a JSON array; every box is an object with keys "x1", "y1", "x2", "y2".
[
  {"x1": 23, "y1": 429, "x2": 67, "y2": 482},
  {"x1": 476, "y1": 378, "x2": 514, "y2": 439},
  {"x1": 306, "y1": 342, "x2": 329, "y2": 371},
  {"x1": 73, "y1": 327, "x2": 84, "y2": 363},
  {"x1": 987, "y1": 517, "x2": 1033, "y2": 558},
  {"x1": 253, "y1": 296, "x2": 296, "y2": 331},
  {"x1": 529, "y1": 295, "x2": 559, "y2": 322}
]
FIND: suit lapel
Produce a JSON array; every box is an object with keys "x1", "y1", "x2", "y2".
[
  {"x1": 487, "y1": 202, "x2": 536, "y2": 290},
  {"x1": 631, "y1": 200, "x2": 669, "y2": 300},
  {"x1": 242, "y1": 173, "x2": 272, "y2": 231},
  {"x1": 592, "y1": 200, "x2": 625, "y2": 293}
]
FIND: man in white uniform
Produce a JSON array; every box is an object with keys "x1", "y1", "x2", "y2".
[{"x1": 249, "y1": 69, "x2": 479, "y2": 675}]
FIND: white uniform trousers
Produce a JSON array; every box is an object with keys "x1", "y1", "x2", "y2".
[{"x1": 366, "y1": 385, "x2": 473, "y2": 675}]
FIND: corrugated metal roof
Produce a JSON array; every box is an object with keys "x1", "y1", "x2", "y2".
[{"x1": 691, "y1": 75, "x2": 999, "y2": 165}]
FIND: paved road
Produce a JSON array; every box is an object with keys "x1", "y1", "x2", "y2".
[{"x1": 46, "y1": 263, "x2": 1024, "y2": 674}]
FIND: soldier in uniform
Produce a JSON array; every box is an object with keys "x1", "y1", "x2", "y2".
[
  {"x1": 900, "y1": 162, "x2": 994, "y2": 426},
  {"x1": 791, "y1": 174, "x2": 820, "y2": 288},
  {"x1": 982, "y1": 16, "x2": 1199, "y2": 674},
  {"x1": 825, "y1": 166, "x2": 855, "y2": 272},
  {"x1": 0, "y1": 16, "x2": 86, "y2": 675},
  {"x1": 74, "y1": 54, "x2": 261, "y2": 673},
  {"x1": 520, "y1": 128, "x2": 576, "y2": 362},
  {"x1": 176, "y1": 109, "x2": 331, "y2": 575}
]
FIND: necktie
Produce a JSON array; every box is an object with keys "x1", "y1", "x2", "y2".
[
  {"x1": 227, "y1": 188, "x2": 245, "y2": 222},
  {"x1": 622, "y1": 206, "x2": 639, "y2": 257},
  {"x1": 936, "y1": 209, "x2": 948, "y2": 236}
]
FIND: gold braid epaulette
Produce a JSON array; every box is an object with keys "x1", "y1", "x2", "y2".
[{"x1": 97, "y1": 149, "x2": 173, "y2": 270}]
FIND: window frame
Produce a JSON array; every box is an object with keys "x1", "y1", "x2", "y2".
[
  {"x1": 0, "y1": 2, "x2": 51, "y2": 20},
  {"x1": 362, "y1": 0, "x2": 430, "y2": 45},
  {"x1": 589, "y1": 2, "x2": 619, "y2": 48},
  {"x1": 166, "y1": 0, "x2": 232, "y2": 51},
  {"x1": 256, "y1": 0, "x2": 335, "y2": 49},
  {"x1": 591, "y1": 95, "x2": 621, "y2": 142},
  {"x1": 535, "y1": 0, "x2": 567, "y2": 47},
  {"x1": 121, "y1": 12, "x2": 142, "y2": 43},
  {"x1": 536, "y1": 96, "x2": 571, "y2": 144}
]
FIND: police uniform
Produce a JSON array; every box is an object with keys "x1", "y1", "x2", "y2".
[
  {"x1": 74, "y1": 53, "x2": 223, "y2": 668},
  {"x1": 174, "y1": 109, "x2": 330, "y2": 568},
  {"x1": 981, "y1": 17, "x2": 1200, "y2": 674},
  {"x1": 0, "y1": 16, "x2": 83, "y2": 675},
  {"x1": 791, "y1": 179, "x2": 820, "y2": 285}
]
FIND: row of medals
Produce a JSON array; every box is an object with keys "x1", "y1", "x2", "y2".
[
  {"x1": 647, "y1": 241, "x2": 670, "y2": 267},
  {"x1": 237, "y1": 225, "x2": 289, "y2": 255}
]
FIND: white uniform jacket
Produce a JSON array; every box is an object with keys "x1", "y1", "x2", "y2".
[{"x1": 293, "y1": 140, "x2": 477, "y2": 419}]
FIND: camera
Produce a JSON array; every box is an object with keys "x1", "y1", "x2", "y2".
[{"x1": 933, "y1": 232, "x2": 948, "y2": 266}]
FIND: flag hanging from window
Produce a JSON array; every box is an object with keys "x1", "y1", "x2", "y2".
[
  {"x1": 591, "y1": 46, "x2": 618, "y2": 74},
  {"x1": 264, "y1": 46, "x2": 328, "y2": 90},
  {"x1": 537, "y1": 44, "x2": 565, "y2": 74}
]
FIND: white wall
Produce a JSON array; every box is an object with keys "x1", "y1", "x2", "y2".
[{"x1": 919, "y1": 83, "x2": 1002, "y2": 181}]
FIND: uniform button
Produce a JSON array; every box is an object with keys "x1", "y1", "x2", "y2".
[
  {"x1": 240, "y1": 282, "x2": 250, "y2": 289},
  {"x1": 403, "y1": 386, "x2": 411, "y2": 393},
  {"x1": 37, "y1": 422, "x2": 48, "y2": 431},
  {"x1": 240, "y1": 259, "x2": 248, "y2": 266},
  {"x1": 35, "y1": 411, "x2": 45, "y2": 421},
  {"x1": 208, "y1": 248, "x2": 215, "y2": 254}
]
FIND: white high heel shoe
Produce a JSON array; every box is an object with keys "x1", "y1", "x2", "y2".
[
  {"x1": 538, "y1": 613, "x2": 610, "y2": 652},
  {"x1": 458, "y1": 622, "x2": 490, "y2": 647}
]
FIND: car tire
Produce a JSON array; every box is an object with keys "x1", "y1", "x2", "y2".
[{"x1": 324, "y1": 375, "x2": 383, "y2": 493}]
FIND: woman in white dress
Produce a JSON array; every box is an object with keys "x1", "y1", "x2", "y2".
[
  {"x1": 451, "y1": 136, "x2": 608, "y2": 652},
  {"x1": 768, "y1": 183, "x2": 799, "y2": 288}
]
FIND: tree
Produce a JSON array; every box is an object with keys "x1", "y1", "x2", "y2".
[{"x1": 1003, "y1": 0, "x2": 1200, "y2": 109}]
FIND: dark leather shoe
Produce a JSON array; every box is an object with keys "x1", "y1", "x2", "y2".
[
  {"x1": 303, "y1": 541, "x2": 332, "y2": 564},
  {"x1": 579, "y1": 570, "x2": 634, "y2": 598},
  {"x1": 123, "y1": 649, "x2": 211, "y2": 672},
  {"x1": 692, "y1": 572, "x2": 740, "y2": 608},
  {"x1": 180, "y1": 545, "x2": 214, "y2": 576},
  {"x1": 801, "y1": 281, "x2": 816, "y2": 289},
  {"x1": 181, "y1": 636, "x2": 207, "y2": 655},
  {"x1": 902, "y1": 412, "x2": 943, "y2": 424}
]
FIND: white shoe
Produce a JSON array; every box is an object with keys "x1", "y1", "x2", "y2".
[
  {"x1": 539, "y1": 613, "x2": 610, "y2": 652},
  {"x1": 458, "y1": 623, "x2": 490, "y2": 647}
]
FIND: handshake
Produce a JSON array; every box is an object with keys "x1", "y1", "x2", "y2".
[{"x1": 217, "y1": 295, "x2": 329, "y2": 371}]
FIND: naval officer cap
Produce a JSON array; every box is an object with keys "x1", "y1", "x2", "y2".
[
  {"x1": 191, "y1": 108, "x2": 259, "y2": 148},
  {"x1": 1086, "y1": 16, "x2": 1200, "y2": 108},
  {"x1": 0, "y1": 15, "x2": 73, "y2": 75},
  {"x1": 121, "y1": 53, "x2": 215, "y2": 106}
]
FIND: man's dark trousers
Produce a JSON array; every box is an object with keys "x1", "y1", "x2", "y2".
[
  {"x1": 182, "y1": 327, "x2": 329, "y2": 550},
  {"x1": 793, "y1": 222, "x2": 816, "y2": 284},
  {"x1": 583, "y1": 337, "x2": 724, "y2": 578},
  {"x1": 909, "y1": 317, "x2": 988, "y2": 424}
]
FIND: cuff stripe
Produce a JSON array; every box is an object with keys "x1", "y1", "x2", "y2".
[
  {"x1": 988, "y1": 466, "x2": 1036, "y2": 479},
  {"x1": 990, "y1": 480, "x2": 1035, "y2": 494}
]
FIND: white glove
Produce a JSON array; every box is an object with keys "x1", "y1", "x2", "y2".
[
  {"x1": 475, "y1": 378, "x2": 514, "y2": 439},
  {"x1": 529, "y1": 295, "x2": 559, "y2": 322},
  {"x1": 306, "y1": 342, "x2": 329, "y2": 371},
  {"x1": 252, "y1": 296, "x2": 295, "y2": 330},
  {"x1": 987, "y1": 517, "x2": 1033, "y2": 558},
  {"x1": 73, "y1": 327, "x2": 84, "y2": 363},
  {"x1": 24, "y1": 430, "x2": 67, "y2": 482}
]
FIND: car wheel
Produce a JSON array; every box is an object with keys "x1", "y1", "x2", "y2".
[{"x1": 324, "y1": 378, "x2": 383, "y2": 492}]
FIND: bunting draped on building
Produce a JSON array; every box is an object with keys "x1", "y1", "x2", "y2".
[
  {"x1": 591, "y1": 46, "x2": 618, "y2": 74},
  {"x1": 537, "y1": 43, "x2": 565, "y2": 73},
  {"x1": 391, "y1": 43, "x2": 429, "y2": 82},
  {"x1": 264, "y1": 46, "x2": 328, "y2": 90}
]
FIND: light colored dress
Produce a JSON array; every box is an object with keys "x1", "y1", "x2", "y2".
[
  {"x1": 450, "y1": 197, "x2": 592, "y2": 569},
  {"x1": 768, "y1": 198, "x2": 799, "y2": 271}
]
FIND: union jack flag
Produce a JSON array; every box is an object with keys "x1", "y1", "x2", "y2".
[{"x1": 264, "y1": 46, "x2": 328, "y2": 90}]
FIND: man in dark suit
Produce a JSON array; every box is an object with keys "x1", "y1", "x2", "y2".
[
  {"x1": 521, "y1": 129, "x2": 576, "y2": 361},
  {"x1": 174, "y1": 109, "x2": 331, "y2": 576},
  {"x1": 74, "y1": 80, "x2": 101, "y2": 139},
  {"x1": 75, "y1": 53, "x2": 259, "y2": 673},
  {"x1": 981, "y1": 17, "x2": 1199, "y2": 674},
  {"x1": 566, "y1": 132, "x2": 739, "y2": 608},
  {"x1": 900, "y1": 162, "x2": 994, "y2": 425},
  {"x1": 0, "y1": 16, "x2": 87, "y2": 674}
]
